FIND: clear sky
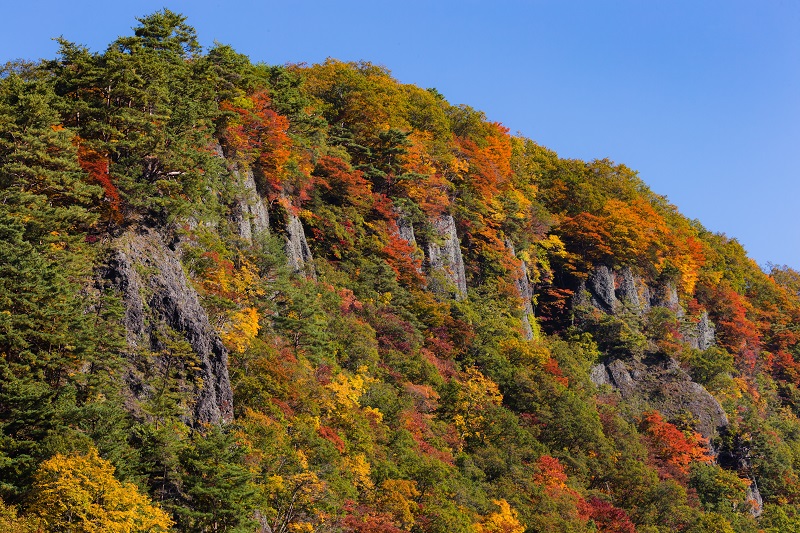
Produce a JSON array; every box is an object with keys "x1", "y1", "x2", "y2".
[{"x1": 4, "y1": 1, "x2": 799, "y2": 269}]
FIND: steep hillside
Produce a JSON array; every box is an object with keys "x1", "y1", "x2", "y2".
[{"x1": 3, "y1": 10, "x2": 800, "y2": 533}]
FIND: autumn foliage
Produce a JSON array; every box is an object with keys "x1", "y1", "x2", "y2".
[
  {"x1": 639, "y1": 410, "x2": 712, "y2": 480},
  {"x1": 30, "y1": 448, "x2": 172, "y2": 532},
  {"x1": 76, "y1": 140, "x2": 120, "y2": 218},
  {"x1": 221, "y1": 91, "x2": 296, "y2": 199},
  {"x1": 7, "y1": 11, "x2": 800, "y2": 533}
]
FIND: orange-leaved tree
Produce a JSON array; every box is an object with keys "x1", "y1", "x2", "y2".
[
  {"x1": 220, "y1": 90, "x2": 296, "y2": 199},
  {"x1": 639, "y1": 410, "x2": 712, "y2": 481}
]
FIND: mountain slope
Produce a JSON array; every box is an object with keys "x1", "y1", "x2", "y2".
[{"x1": 2, "y1": 9, "x2": 800, "y2": 533}]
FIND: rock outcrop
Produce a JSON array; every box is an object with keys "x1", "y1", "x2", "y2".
[
  {"x1": 395, "y1": 209, "x2": 424, "y2": 274},
  {"x1": 397, "y1": 211, "x2": 417, "y2": 250},
  {"x1": 684, "y1": 311, "x2": 716, "y2": 351},
  {"x1": 214, "y1": 143, "x2": 269, "y2": 243},
  {"x1": 580, "y1": 265, "x2": 717, "y2": 352},
  {"x1": 652, "y1": 281, "x2": 684, "y2": 317},
  {"x1": 579, "y1": 265, "x2": 692, "y2": 318},
  {"x1": 506, "y1": 239, "x2": 535, "y2": 340},
  {"x1": 231, "y1": 167, "x2": 269, "y2": 243},
  {"x1": 746, "y1": 480, "x2": 763, "y2": 517},
  {"x1": 285, "y1": 211, "x2": 316, "y2": 279},
  {"x1": 590, "y1": 352, "x2": 728, "y2": 438},
  {"x1": 426, "y1": 214, "x2": 467, "y2": 300},
  {"x1": 581, "y1": 265, "x2": 653, "y2": 315},
  {"x1": 586, "y1": 265, "x2": 618, "y2": 313},
  {"x1": 616, "y1": 266, "x2": 650, "y2": 314},
  {"x1": 103, "y1": 228, "x2": 233, "y2": 425}
]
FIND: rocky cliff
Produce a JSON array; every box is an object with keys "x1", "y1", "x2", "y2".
[
  {"x1": 425, "y1": 214, "x2": 467, "y2": 300},
  {"x1": 507, "y1": 239, "x2": 535, "y2": 340},
  {"x1": 591, "y1": 354, "x2": 728, "y2": 438},
  {"x1": 102, "y1": 227, "x2": 234, "y2": 425},
  {"x1": 285, "y1": 211, "x2": 316, "y2": 279},
  {"x1": 231, "y1": 166, "x2": 270, "y2": 243},
  {"x1": 10, "y1": 22, "x2": 798, "y2": 529},
  {"x1": 581, "y1": 265, "x2": 727, "y2": 439}
]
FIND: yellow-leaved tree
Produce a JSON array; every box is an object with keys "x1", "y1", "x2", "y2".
[
  {"x1": 0, "y1": 499, "x2": 39, "y2": 532},
  {"x1": 221, "y1": 306, "x2": 261, "y2": 353},
  {"x1": 29, "y1": 447, "x2": 173, "y2": 532},
  {"x1": 475, "y1": 499, "x2": 525, "y2": 533},
  {"x1": 451, "y1": 367, "x2": 503, "y2": 446}
]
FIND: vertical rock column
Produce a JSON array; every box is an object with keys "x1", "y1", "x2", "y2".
[
  {"x1": 616, "y1": 266, "x2": 650, "y2": 314},
  {"x1": 684, "y1": 310, "x2": 716, "y2": 351},
  {"x1": 652, "y1": 281, "x2": 685, "y2": 318},
  {"x1": 397, "y1": 212, "x2": 417, "y2": 249},
  {"x1": 426, "y1": 214, "x2": 467, "y2": 301},
  {"x1": 506, "y1": 239, "x2": 535, "y2": 340},
  {"x1": 231, "y1": 167, "x2": 269, "y2": 243},
  {"x1": 395, "y1": 209, "x2": 424, "y2": 274},
  {"x1": 285, "y1": 211, "x2": 317, "y2": 280},
  {"x1": 587, "y1": 265, "x2": 618, "y2": 313},
  {"x1": 214, "y1": 144, "x2": 269, "y2": 243}
]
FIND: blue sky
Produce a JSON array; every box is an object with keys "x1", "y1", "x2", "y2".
[{"x1": 4, "y1": 1, "x2": 799, "y2": 269}]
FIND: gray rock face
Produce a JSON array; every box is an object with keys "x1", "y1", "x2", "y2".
[
  {"x1": 104, "y1": 228, "x2": 233, "y2": 425},
  {"x1": 426, "y1": 214, "x2": 467, "y2": 300},
  {"x1": 213, "y1": 143, "x2": 269, "y2": 243},
  {"x1": 590, "y1": 352, "x2": 728, "y2": 438},
  {"x1": 581, "y1": 265, "x2": 688, "y2": 318},
  {"x1": 579, "y1": 265, "x2": 716, "y2": 354},
  {"x1": 652, "y1": 282, "x2": 684, "y2": 317},
  {"x1": 616, "y1": 266, "x2": 651, "y2": 314},
  {"x1": 684, "y1": 311, "x2": 716, "y2": 351},
  {"x1": 395, "y1": 210, "x2": 423, "y2": 274},
  {"x1": 506, "y1": 239, "x2": 535, "y2": 339},
  {"x1": 696, "y1": 311, "x2": 716, "y2": 351},
  {"x1": 231, "y1": 167, "x2": 269, "y2": 243},
  {"x1": 397, "y1": 212, "x2": 417, "y2": 249},
  {"x1": 589, "y1": 363, "x2": 613, "y2": 387},
  {"x1": 746, "y1": 480, "x2": 763, "y2": 517},
  {"x1": 285, "y1": 212, "x2": 316, "y2": 279},
  {"x1": 212, "y1": 142, "x2": 225, "y2": 158},
  {"x1": 606, "y1": 359, "x2": 637, "y2": 393},
  {"x1": 581, "y1": 265, "x2": 641, "y2": 314},
  {"x1": 588, "y1": 265, "x2": 618, "y2": 312},
  {"x1": 615, "y1": 267, "x2": 639, "y2": 309}
]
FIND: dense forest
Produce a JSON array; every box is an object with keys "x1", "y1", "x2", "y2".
[{"x1": 3, "y1": 10, "x2": 800, "y2": 532}]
